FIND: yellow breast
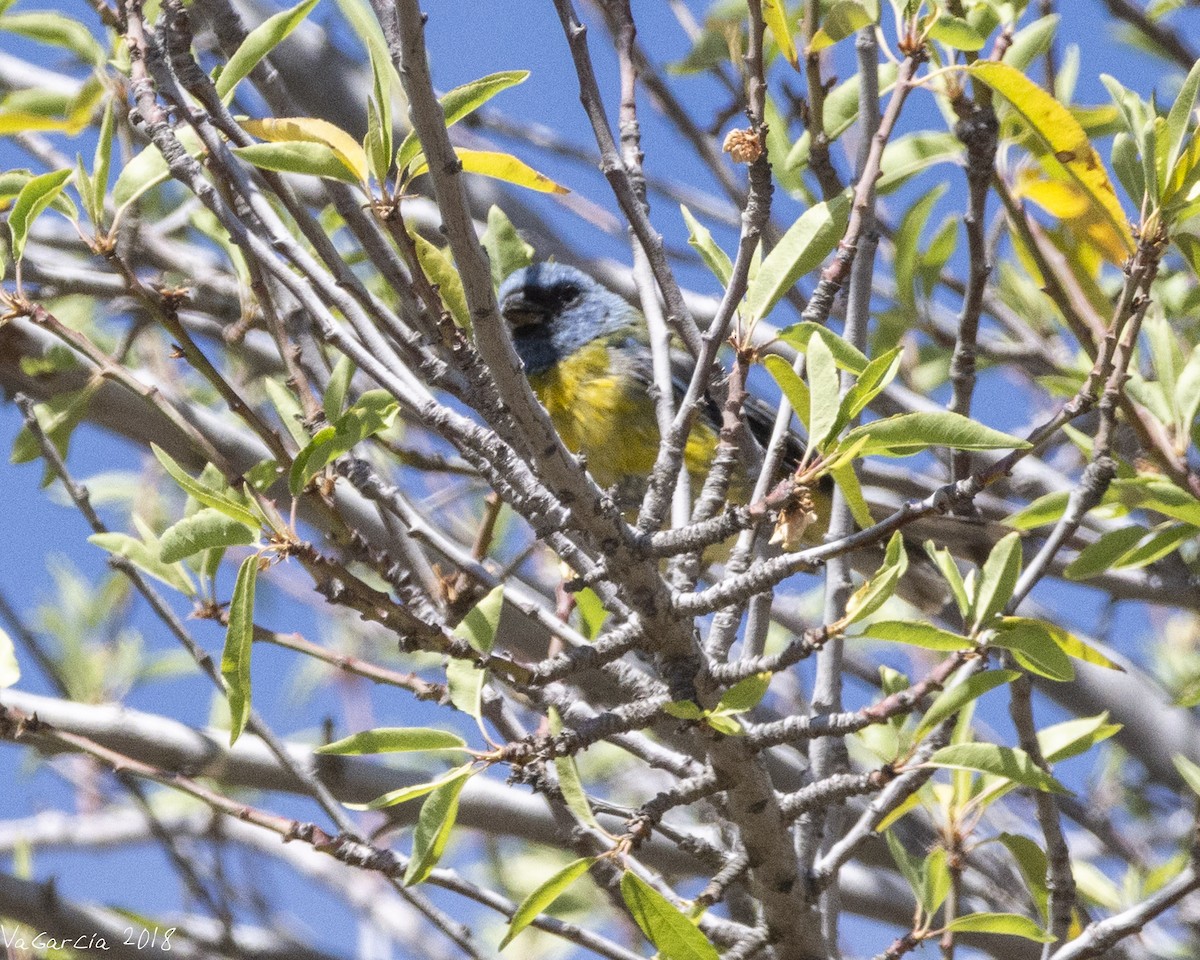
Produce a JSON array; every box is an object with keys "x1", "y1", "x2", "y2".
[{"x1": 528, "y1": 339, "x2": 717, "y2": 490}]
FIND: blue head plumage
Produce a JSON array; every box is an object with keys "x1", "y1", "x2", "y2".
[{"x1": 498, "y1": 263, "x2": 639, "y2": 376}]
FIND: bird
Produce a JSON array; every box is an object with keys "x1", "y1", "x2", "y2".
[{"x1": 496, "y1": 261, "x2": 821, "y2": 528}]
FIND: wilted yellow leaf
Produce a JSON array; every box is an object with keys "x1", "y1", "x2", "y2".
[
  {"x1": 240, "y1": 117, "x2": 369, "y2": 185},
  {"x1": 763, "y1": 0, "x2": 798, "y2": 68},
  {"x1": 1014, "y1": 168, "x2": 1132, "y2": 265},
  {"x1": 971, "y1": 61, "x2": 1133, "y2": 260}
]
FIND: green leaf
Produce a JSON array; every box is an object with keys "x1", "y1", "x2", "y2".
[
  {"x1": 404, "y1": 766, "x2": 472, "y2": 885},
  {"x1": 762, "y1": 355, "x2": 811, "y2": 435},
  {"x1": 989, "y1": 618, "x2": 1074, "y2": 682},
  {"x1": 1165, "y1": 59, "x2": 1200, "y2": 184},
  {"x1": 241, "y1": 116, "x2": 369, "y2": 184},
  {"x1": 90, "y1": 100, "x2": 114, "y2": 226},
  {"x1": 913, "y1": 670, "x2": 1019, "y2": 743},
  {"x1": 745, "y1": 192, "x2": 851, "y2": 322},
  {"x1": 350, "y1": 764, "x2": 472, "y2": 810},
  {"x1": 159, "y1": 508, "x2": 257, "y2": 563},
  {"x1": 445, "y1": 658, "x2": 486, "y2": 719},
  {"x1": 809, "y1": 1, "x2": 872, "y2": 52},
  {"x1": 704, "y1": 713, "x2": 744, "y2": 736},
  {"x1": 663, "y1": 700, "x2": 706, "y2": 720},
  {"x1": 998, "y1": 833, "x2": 1049, "y2": 920},
  {"x1": 776, "y1": 322, "x2": 870, "y2": 376},
  {"x1": 942, "y1": 913, "x2": 1054, "y2": 942},
  {"x1": 8, "y1": 168, "x2": 72, "y2": 262},
  {"x1": 830, "y1": 460, "x2": 875, "y2": 531},
  {"x1": 844, "y1": 532, "x2": 907, "y2": 624},
  {"x1": 548, "y1": 706, "x2": 600, "y2": 829},
  {"x1": 1004, "y1": 490, "x2": 1070, "y2": 530},
  {"x1": 454, "y1": 584, "x2": 504, "y2": 654},
  {"x1": 315, "y1": 727, "x2": 468, "y2": 755},
  {"x1": 0, "y1": 12, "x2": 105, "y2": 64},
  {"x1": 1039, "y1": 622, "x2": 1124, "y2": 672},
  {"x1": 0, "y1": 627, "x2": 19, "y2": 688},
  {"x1": 500, "y1": 857, "x2": 596, "y2": 949},
  {"x1": 1038, "y1": 712, "x2": 1121, "y2": 763},
  {"x1": 574, "y1": 587, "x2": 609, "y2": 641},
  {"x1": 920, "y1": 847, "x2": 951, "y2": 916},
  {"x1": 619, "y1": 871, "x2": 720, "y2": 960},
  {"x1": 839, "y1": 412, "x2": 1032, "y2": 459},
  {"x1": 972, "y1": 531, "x2": 1023, "y2": 630},
  {"x1": 1003, "y1": 13, "x2": 1058, "y2": 71},
  {"x1": 857, "y1": 620, "x2": 974, "y2": 652},
  {"x1": 886, "y1": 830, "x2": 924, "y2": 899},
  {"x1": 1064, "y1": 525, "x2": 1148, "y2": 580},
  {"x1": 410, "y1": 230, "x2": 470, "y2": 329},
  {"x1": 716, "y1": 672, "x2": 771, "y2": 714},
  {"x1": 324, "y1": 355, "x2": 355, "y2": 422},
  {"x1": 837, "y1": 347, "x2": 902, "y2": 429},
  {"x1": 233, "y1": 141, "x2": 362, "y2": 184},
  {"x1": 680, "y1": 205, "x2": 733, "y2": 285},
  {"x1": 222, "y1": 555, "x2": 259, "y2": 745},
  {"x1": 215, "y1": 0, "x2": 320, "y2": 100},
  {"x1": 1172, "y1": 754, "x2": 1200, "y2": 796},
  {"x1": 88, "y1": 532, "x2": 195, "y2": 597},
  {"x1": 806, "y1": 333, "x2": 841, "y2": 451},
  {"x1": 927, "y1": 13, "x2": 986, "y2": 51},
  {"x1": 482, "y1": 205, "x2": 534, "y2": 289},
  {"x1": 925, "y1": 743, "x2": 1067, "y2": 793},
  {"x1": 397, "y1": 70, "x2": 530, "y2": 173},
  {"x1": 152, "y1": 445, "x2": 260, "y2": 529},
  {"x1": 924, "y1": 541, "x2": 970, "y2": 619},
  {"x1": 288, "y1": 391, "x2": 400, "y2": 494}
]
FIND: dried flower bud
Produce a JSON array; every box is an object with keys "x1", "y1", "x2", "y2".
[
  {"x1": 770, "y1": 486, "x2": 819, "y2": 552},
  {"x1": 722, "y1": 128, "x2": 763, "y2": 164}
]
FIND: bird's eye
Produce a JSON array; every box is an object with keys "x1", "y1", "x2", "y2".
[{"x1": 557, "y1": 284, "x2": 581, "y2": 304}]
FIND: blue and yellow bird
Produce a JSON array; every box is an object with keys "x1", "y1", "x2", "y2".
[{"x1": 498, "y1": 262, "x2": 724, "y2": 492}]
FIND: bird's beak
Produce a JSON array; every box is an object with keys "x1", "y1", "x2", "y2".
[{"x1": 499, "y1": 293, "x2": 547, "y2": 330}]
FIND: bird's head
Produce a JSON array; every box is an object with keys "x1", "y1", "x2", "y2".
[{"x1": 498, "y1": 263, "x2": 638, "y2": 375}]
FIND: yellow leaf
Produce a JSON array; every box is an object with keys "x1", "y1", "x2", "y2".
[
  {"x1": 1015, "y1": 168, "x2": 1132, "y2": 265},
  {"x1": 971, "y1": 61, "x2": 1133, "y2": 259},
  {"x1": 240, "y1": 116, "x2": 369, "y2": 185},
  {"x1": 763, "y1": 0, "x2": 798, "y2": 69},
  {"x1": 410, "y1": 148, "x2": 568, "y2": 194}
]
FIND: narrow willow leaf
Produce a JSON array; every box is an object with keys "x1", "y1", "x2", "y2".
[
  {"x1": 1037, "y1": 621, "x2": 1124, "y2": 671},
  {"x1": 216, "y1": 0, "x2": 320, "y2": 100},
  {"x1": 1003, "y1": 14, "x2": 1058, "y2": 71},
  {"x1": 88, "y1": 532, "x2": 195, "y2": 596},
  {"x1": 972, "y1": 531, "x2": 1023, "y2": 630},
  {"x1": 990, "y1": 618, "x2": 1074, "y2": 682},
  {"x1": 324, "y1": 355, "x2": 355, "y2": 423},
  {"x1": 928, "y1": 13, "x2": 986, "y2": 51},
  {"x1": 288, "y1": 391, "x2": 400, "y2": 494},
  {"x1": 350, "y1": 764, "x2": 472, "y2": 810},
  {"x1": 886, "y1": 831, "x2": 924, "y2": 898},
  {"x1": 410, "y1": 230, "x2": 470, "y2": 329},
  {"x1": 1064, "y1": 525, "x2": 1148, "y2": 580},
  {"x1": 233, "y1": 141, "x2": 361, "y2": 184},
  {"x1": 745, "y1": 192, "x2": 851, "y2": 322},
  {"x1": 840, "y1": 412, "x2": 1031, "y2": 459},
  {"x1": 1005, "y1": 491, "x2": 1071, "y2": 530},
  {"x1": 775, "y1": 322, "x2": 870, "y2": 375},
  {"x1": 159, "y1": 508, "x2": 256, "y2": 563},
  {"x1": 717, "y1": 672, "x2": 772, "y2": 713},
  {"x1": 942, "y1": 913, "x2": 1054, "y2": 942},
  {"x1": 619, "y1": 871, "x2": 720, "y2": 960},
  {"x1": 921, "y1": 847, "x2": 952, "y2": 916},
  {"x1": 663, "y1": 700, "x2": 706, "y2": 720},
  {"x1": 1038, "y1": 712, "x2": 1121, "y2": 763},
  {"x1": 857, "y1": 620, "x2": 974, "y2": 652},
  {"x1": 837, "y1": 347, "x2": 902, "y2": 429},
  {"x1": 0, "y1": 11, "x2": 105, "y2": 64},
  {"x1": 151, "y1": 445, "x2": 259, "y2": 529},
  {"x1": 762, "y1": 355, "x2": 811, "y2": 434},
  {"x1": 924, "y1": 541, "x2": 970, "y2": 619},
  {"x1": 482, "y1": 205, "x2": 534, "y2": 288},
  {"x1": 500, "y1": 857, "x2": 596, "y2": 949},
  {"x1": 0, "y1": 627, "x2": 20, "y2": 688},
  {"x1": 241, "y1": 117, "x2": 369, "y2": 184},
  {"x1": 806, "y1": 333, "x2": 840, "y2": 451},
  {"x1": 680, "y1": 204, "x2": 733, "y2": 285},
  {"x1": 222, "y1": 555, "x2": 259, "y2": 745},
  {"x1": 925, "y1": 743, "x2": 1067, "y2": 793},
  {"x1": 998, "y1": 833, "x2": 1049, "y2": 919},
  {"x1": 316, "y1": 727, "x2": 468, "y2": 755},
  {"x1": 404, "y1": 767, "x2": 472, "y2": 885},
  {"x1": 8, "y1": 168, "x2": 72, "y2": 261},
  {"x1": 844, "y1": 533, "x2": 908, "y2": 624},
  {"x1": 762, "y1": 0, "x2": 797, "y2": 68},
  {"x1": 913, "y1": 670, "x2": 1018, "y2": 742},
  {"x1": 1172, "y1": 754, "x2": 1200, "y2": 796},
  {"x1": 445, "y1": 658, "x2": 486, "y2": 719},
  {"x1": 548, "y1": 706, "x2": 600, "y2": 829},
  {"x1": 830, "y1": 460, "x2": 875, "y2": 531},
  {"x1": 970, "y1": 61, "x2": 1132, "y2": 259},
  {"x1": 809, "y1": 0, "x2": 872, "y2": 53},
  {"x1": 397, "y1": 69, "x2": 530, "y2": 173},
  {"x1": 410, "y1": 148, "x2": 568, "y2": 194},
  {"x1": 454, "y1": 584, "x2": 504, "y2": 654},
  {"x1": 91, "y1": 100, "x2": 114, "y2": 226}
]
